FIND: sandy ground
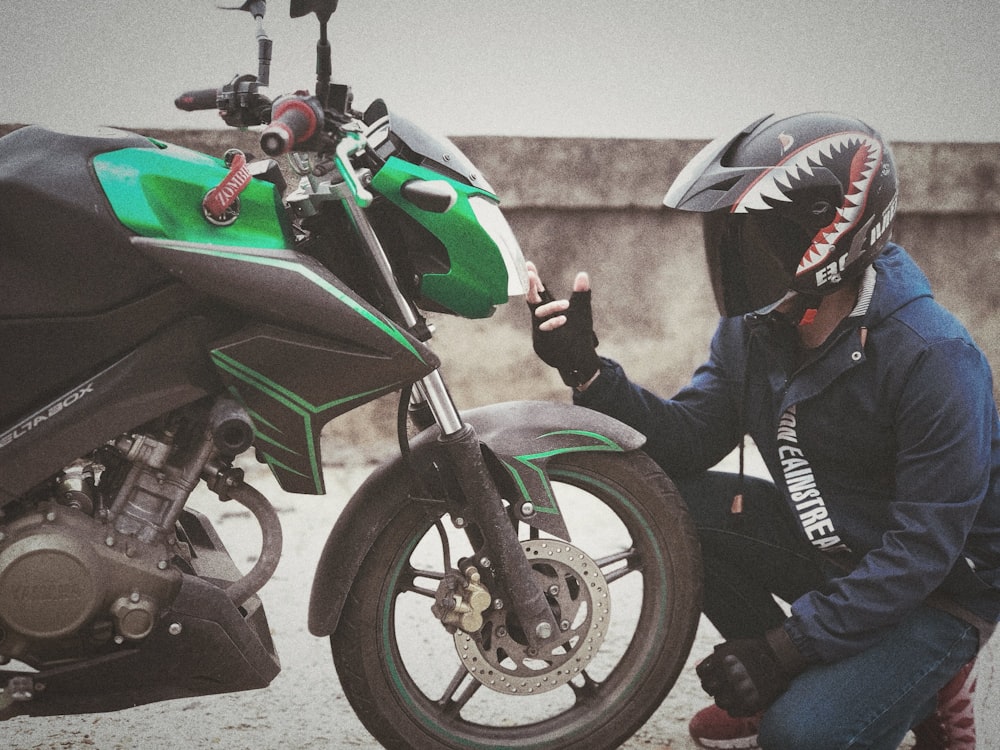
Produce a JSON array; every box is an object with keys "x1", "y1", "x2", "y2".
[{"x1": 5, "y1": 443, "x2": 997, "y2": 749}]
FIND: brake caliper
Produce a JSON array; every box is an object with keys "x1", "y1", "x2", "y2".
[{"x1": 431, "y1": 566, "x2": 492, "y2": 634}]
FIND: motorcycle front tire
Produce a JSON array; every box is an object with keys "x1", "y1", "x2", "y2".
[{"x1": 331, "y1": 449, "x2": 702, "y2": 750}]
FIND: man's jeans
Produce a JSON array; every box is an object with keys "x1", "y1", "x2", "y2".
[{"x1": 676, "y1": 471, "x2": 980, "y2": 750}]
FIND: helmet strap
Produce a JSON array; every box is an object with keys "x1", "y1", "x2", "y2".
[
  {"x1": 767, "y1": 292, "x2": 822, "y2": 327},
  {"x1": 783, "y1": 292, "x2": 822, "y2": 327}
]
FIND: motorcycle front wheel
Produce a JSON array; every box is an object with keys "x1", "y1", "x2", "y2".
[{"x1": 332, "y1": 450, "x2": 702, "y2": 750}]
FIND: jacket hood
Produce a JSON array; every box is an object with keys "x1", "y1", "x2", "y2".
[{"x1": 864, "y1": 244, "x2": 934, "y2": 327}]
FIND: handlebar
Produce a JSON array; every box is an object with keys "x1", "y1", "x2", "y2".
[
  {"x1": 176, "y1": 83, "x2": 373, "y2": 207},
  {"x1": 175, "y1": 88, "x2": 221, "y2": 112},
  {"x1": 259, "y1": 95, "x2": 325, "y2": 156},
  {"x1": 175, "y1": 74, "x2": 271, "y2": 127},
  {"x1": 258, "y1": 95, "x2": 372, "y2": 206}
]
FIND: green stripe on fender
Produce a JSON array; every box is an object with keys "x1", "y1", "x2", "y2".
[{"x1": 502, "y1": 430, "x2": 625, "y2": 514}]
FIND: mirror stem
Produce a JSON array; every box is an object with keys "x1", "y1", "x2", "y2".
[
  {"x1": 316, "y1": 20, "x2": 332, "y2": 108},
  {"x1": 256, "y1": 18, "x2": 272, "y2": 87}
]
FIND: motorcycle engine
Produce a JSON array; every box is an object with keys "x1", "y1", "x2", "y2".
[{"x1": 0, "y1": 454, "x2": 183, "y2": 663}]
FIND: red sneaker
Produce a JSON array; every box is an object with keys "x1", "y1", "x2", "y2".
[
  {"x1": 911, "y1": 659, "x2": 977, "y2": 750},
  {"x1": 688, "y1": 704, "x2": 762, "y2": 749}
]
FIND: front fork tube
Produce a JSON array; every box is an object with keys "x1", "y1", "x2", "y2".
[
  {"x1": 415, "y1": 374, "x2": 559, "y2": 649},
  {"x1": 436, "y1": 419, "x2": 561, "y2": 651}
]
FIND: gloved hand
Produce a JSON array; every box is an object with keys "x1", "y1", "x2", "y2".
[
  {"x1": 526, "y1": 263, "x2": 602, "y2": 388},
  {"x1": 696, "y1": 627, "x2": 808, "y2": 716}
]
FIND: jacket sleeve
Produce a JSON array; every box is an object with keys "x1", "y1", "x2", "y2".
[
  {"x1": 573, "y1": 318, "x2": 745, "y2": 477},
  {"x1": 785, "y1": 337, "x2": 999, "y2": 663}
]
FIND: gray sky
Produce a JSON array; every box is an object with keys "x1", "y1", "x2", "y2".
[{"x1": 7, "y1": 0, "x2": 1000, "y2": 143}]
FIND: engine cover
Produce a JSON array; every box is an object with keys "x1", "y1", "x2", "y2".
[
  {"x1": 0, "y1": 531, "x2": 102, "y2": 640},
  {"x1": 0, "y1": 503, "x2": 182, "y2": 660}
]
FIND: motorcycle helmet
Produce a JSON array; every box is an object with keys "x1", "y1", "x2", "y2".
[{"x1": 664, "y1": 112, "x2": 899, "y2": 317}]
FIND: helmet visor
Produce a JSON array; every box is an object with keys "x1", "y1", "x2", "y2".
[{"x1": 704, "y1": 211, "x2": 801, "y2": 317}]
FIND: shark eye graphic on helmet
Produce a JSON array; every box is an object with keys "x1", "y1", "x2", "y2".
[{"x1": 732, "y1": 132, "x2": 883, "y2": 280}]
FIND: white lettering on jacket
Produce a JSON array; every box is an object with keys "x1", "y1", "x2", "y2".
[{"x1": 776, "y1": 405, "x2": 850, "y2": 552}]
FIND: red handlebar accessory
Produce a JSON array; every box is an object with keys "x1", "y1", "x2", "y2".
[
  {"x1": 202, "y1": 151, "x2": 253, "y2": 226},
  {"x1": 260, "y1": 96, "x2": 325, "y2": 156}
]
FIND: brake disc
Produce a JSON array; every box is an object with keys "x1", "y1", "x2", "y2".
[{"x1": 454, "y1": 540, "x2": 610, "y2": 695}]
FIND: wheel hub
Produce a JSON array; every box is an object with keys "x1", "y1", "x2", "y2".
[{"x1": 454, "y1": 540, "x2": 609, "y2": 694}]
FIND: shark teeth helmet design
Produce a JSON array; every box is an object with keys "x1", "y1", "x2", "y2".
[{"x1": 663, "y1": 112, "x2": 899, "y2": 317}]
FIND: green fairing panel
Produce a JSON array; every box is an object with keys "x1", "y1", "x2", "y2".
[
  {"x1": 130, "y1": 238, "x2": 434, "y2": 369},
  {"x1": 93, "y1": 143, "x2": 294, "y2": 248},
  {"x1": 128, "y1": 236, "x2": 439, "y2": 496},
  {"x1": 212, "y1": 325, "x2": 437, "y2": 495},
  {"x1": 371, "y1": 157, "x2": 508, "y2": 319}
]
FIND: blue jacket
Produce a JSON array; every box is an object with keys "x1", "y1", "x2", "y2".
[{"x1": 576, "y1": 244, "x2": 1000, "y2": 663}]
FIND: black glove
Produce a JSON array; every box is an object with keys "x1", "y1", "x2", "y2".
[
  {"x1": 696, "y1": 628, "x2": 808, "y2": 717},
  {"x1": 529, "y1": 283, "x2": 602, "y2": 388}
]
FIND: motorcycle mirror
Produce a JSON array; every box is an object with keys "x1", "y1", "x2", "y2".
[
  {"x1": 290, "y1": 0, "x2": 339, "y2": 23},
  {"x1": 219, "y1": 0, "x2": 273, "y2": 86},
  {"x1": 219, "y1": 0, "x2": 267, "y2": 18},
  {"x1": 287, "y1": 1, "x2": 341, "y2": 108}
]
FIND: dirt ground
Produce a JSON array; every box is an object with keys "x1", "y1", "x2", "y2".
[{"x1": 5, "y1": 443, "x2": 997, "y2": 749}]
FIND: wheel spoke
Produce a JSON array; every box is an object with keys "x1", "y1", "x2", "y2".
[
  {"x1": 399, "y1": 565, "x2": 444, "y2": 598},
  {"x1": 595, "y1": 547, "x2": 641, "y2": 583},
  {"x1": 567, "y1": 668, "x2": 602, "y2": 702},
  {"x1": 436, "y1": 663, "x2": 483, "y2": 715}
]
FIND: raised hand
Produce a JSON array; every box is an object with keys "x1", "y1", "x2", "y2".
[{"x1": 526, "y1": 261, "x2": 601, "y2": 388}]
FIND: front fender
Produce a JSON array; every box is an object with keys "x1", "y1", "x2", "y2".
[{"x1": 307, "y1": 400, "x2": 644, "y2": 637}]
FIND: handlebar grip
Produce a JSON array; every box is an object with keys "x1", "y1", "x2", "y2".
[
  {"x1": 260, "y1": 96, "x2": 325, "y2": 156},
  {"x1": 175, "y1": 88, "x2": 221, "y2": 111}
]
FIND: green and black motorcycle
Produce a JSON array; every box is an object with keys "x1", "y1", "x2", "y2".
[{"x1": 0, "y1": 2, "x2": 701, "y2": 747}]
